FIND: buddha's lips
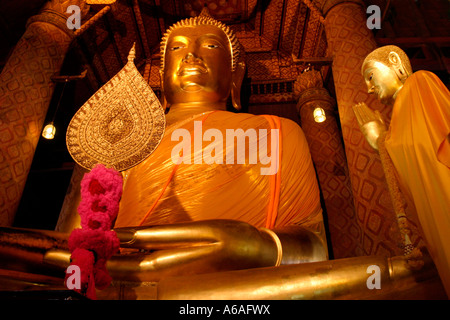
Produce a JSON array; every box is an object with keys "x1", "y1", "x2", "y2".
[{"x1": 178, "y1": 64, "x2": 207, "y2": 76}]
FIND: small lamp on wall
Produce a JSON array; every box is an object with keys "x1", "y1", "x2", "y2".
[
  {"x1": 313, "y1": 107, "x2": 326, "y2": 123},
  {"x1": 42, "y1": 122, "x2": 56, "y2": 139},
  {"x1": 42, "y1": 79, "x2": 68, "y2": 140}
]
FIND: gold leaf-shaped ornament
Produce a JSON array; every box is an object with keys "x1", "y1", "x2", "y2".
[{"x1": 66, "y1": 44, "x2": 165, "y2": 171}]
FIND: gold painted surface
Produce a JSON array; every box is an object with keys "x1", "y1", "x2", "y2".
[
  {"x1": 66, "y1": 45, "x2": 165, "y2": 171},
  {"x1": 0, "y1": 226, "x2": 446, "y2": 299},
  {"x1": 157, "y1": 253, "x2": 446, "y2": 300},
  {"x1": 86, "y1": 0, "x2": 116, "y2": 4}
]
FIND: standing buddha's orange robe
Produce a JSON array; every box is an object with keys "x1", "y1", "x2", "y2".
[{"x1": 385, "y1": 70, "x2": 450, "y2": 296}]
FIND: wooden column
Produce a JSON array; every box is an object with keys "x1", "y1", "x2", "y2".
[
  {"x1": 295, "y1": 69, "x2": 359, "y2": 258},
  {"x1": 314, "y1": 0, "x2": 403, "y2": 256},
  {"x1": 0, "y1": 0, "x2": 88, "y2": 226}
]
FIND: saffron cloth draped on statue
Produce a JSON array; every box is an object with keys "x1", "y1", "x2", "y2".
[
  {"x1": 115, "y1": 111, "x2": 324, "y2": 239},
  {"x1": 385, "y1": 70, "x2": 450, "y2": 295}
]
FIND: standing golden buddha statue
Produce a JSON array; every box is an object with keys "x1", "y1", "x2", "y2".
[{"x1": 353, "y1": 45, "x2": 450, "y2": 297}]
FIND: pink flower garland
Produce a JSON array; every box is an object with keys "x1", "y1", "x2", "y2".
[{"x1": 65, "y1": 164, "x2": 122, "y2": 299}]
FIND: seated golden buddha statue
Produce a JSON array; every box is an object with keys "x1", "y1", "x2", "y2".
[
  {"x1": 109, "y1": 9, "x2": 328, "y2": 280},
  {"x1": 0, "y1": 9, "x2": 326, "y2": 287},
  {"x1": 353, "y1": 45, "x2": 450, "y2": 297}
]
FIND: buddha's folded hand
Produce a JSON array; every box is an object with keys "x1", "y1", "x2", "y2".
[
  {"x1": 109, "y1": 219, "x2": 326, "y2": 281},
  {"x1": 110, "y1": 220, "x2": 279, "y2": 281},
  {"x1": 352, "y1": 102, "x2": 387, "y2": 151}
]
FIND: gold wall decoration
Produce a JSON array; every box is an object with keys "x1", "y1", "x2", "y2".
[
  {"x1": 66, "y1": 44, "x2": 165, "y2": 171},
  {"x1": 86, "y1": 0, "x2": 117, "y2": 4}
]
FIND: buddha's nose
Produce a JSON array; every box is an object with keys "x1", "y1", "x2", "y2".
[{"x1": 183, "y1": 52, "x2": 201, "y2": 63}]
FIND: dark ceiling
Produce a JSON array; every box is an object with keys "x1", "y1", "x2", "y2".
[{"x1": 1, "y1": 1, "x2": 449, "y2": 94}]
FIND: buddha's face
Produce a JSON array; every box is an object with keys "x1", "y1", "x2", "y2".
[
  {"x1": 162, "y1": 25, "x2": 232, "y2": 106},
  {"x1": 362, "y1": 61, "x2": 403, "y2": 105}
]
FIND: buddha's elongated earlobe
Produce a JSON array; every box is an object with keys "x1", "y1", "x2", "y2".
[
  {"x1": 159, "y1": 69, "x2": 168, "y2": 111},
  {"x1": 231, "y1": 61, "x2": 246, "y2": 111},
  {"x1": 388, "y1": 51, "x2": 410, "y2": 82}
]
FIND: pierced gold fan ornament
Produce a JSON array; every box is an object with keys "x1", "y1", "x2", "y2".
[{"x1": 66, "y1": 44, "x2": 165, "y2": 171}]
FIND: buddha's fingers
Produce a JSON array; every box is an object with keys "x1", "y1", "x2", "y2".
[
  {"x1": 352, "y1": 104, "x2": 364, "y2": 129},
  {"x1": 353, "y1": 103, "x2": 365, "y2": 125},
  {"x1": 115, "y1": 220, "x2": 242, "y2": 250},
  {"x1": 107, "y1": 245, "x2": 222, "y2": 282},
  {"x1": 43, "y1": 239, "x2": 223, "y2": 282},
  {"x1": 353, "y1": 102, "x2": 375, "y2": 126}
]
